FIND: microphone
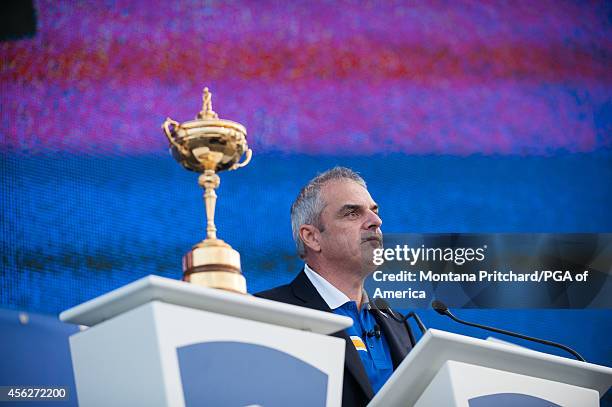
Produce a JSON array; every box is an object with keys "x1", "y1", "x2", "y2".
[
  {"x1": 373, "y1": 298, "x2": 427, "y2": 335},
  {"x1": 366, "y1": 324, "x2": 382, "y2": 339},
  {"x1": 370, "y1": 298, "x2": 425, "y2": 347},
  {"x1": 431, "y1": 300, "x2": 586, "y2": 362}
]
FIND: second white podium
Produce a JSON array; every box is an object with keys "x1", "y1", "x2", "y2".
[{"x1": 368, "y1": 328, "x2": 612, "y2": 406}]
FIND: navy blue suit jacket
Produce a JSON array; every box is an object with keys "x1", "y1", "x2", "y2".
[{"x1": 256, "y1": 270, "x2": 415, "y2": 407}]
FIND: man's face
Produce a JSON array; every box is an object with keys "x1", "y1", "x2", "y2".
[{"x1": 316, "y1": 179, "x2": 383, "y2": 275}]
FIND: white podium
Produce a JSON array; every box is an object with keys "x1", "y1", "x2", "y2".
[
  {"x1": 369, "y1": 328, "x2": 612, "y2": 407},
  {"x1": 60, "y1": 276, "x2": 351, "y2": 407}
]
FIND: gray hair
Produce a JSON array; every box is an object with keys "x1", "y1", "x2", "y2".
[{"x1": 291, "y1": 166, "x2": 367, "y2": 258}]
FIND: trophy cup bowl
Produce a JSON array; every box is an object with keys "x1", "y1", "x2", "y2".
[{"x1": 162, "y1": 88, "x2": 252, "y2": 293}]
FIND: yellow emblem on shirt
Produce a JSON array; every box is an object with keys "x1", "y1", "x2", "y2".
[{"x1": 350, "y1": 335, "x2": 367, "y2": 351}]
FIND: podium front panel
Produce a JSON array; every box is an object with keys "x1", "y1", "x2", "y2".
[
  {"x1": 414, "y1": 360, "x2": 600, "y2": 407},
  {"x1": 69, "y1": 301, "x2": 345, "y2": 407}
]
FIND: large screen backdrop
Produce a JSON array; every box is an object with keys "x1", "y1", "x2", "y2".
[{"x1": 2, "y1": 1, "x2": 611, "y2": 366}]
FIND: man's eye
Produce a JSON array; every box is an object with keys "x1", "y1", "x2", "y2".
[{"x1": 346, "y1": 211, "x2": 359, "y2": 218}]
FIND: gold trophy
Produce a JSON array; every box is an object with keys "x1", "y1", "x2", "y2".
[{"x1": 162, "y1": 87, "x2": 252, "y2": 293}]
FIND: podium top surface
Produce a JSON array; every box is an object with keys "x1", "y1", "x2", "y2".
[
  {"x1": 369, "y1": 329, "x2": 612, "y2": 406},
  {"x1": 59, "y1": 275, "x2": 352, "y2": 335}
]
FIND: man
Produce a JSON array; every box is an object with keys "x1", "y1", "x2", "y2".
[{"x1": 256, "y1": 167, "x2": 415, "y2": 407}]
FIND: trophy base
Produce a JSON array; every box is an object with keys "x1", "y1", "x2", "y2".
[
  {"x1": 185, "y1": 271, "x2": 247, "y2": 294},
  {"x1": 182, "y1": 238, "x2": 247, "y2": 294}
]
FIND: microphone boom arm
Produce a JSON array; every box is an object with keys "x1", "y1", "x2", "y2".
[{"x1": 432, "y1": 300, "x2": 586, "y2": 362}]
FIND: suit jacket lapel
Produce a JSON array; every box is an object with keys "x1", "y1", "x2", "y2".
[
  {"x1": 373, "y1": 310, "x2": 412, "y2": 369},
  {"x1": 290, "y1": 271, "x2": 375, "y2": 400}
]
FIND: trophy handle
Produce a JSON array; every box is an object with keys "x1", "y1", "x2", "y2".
[
  {"x1": 162, "y1": 117, "x2": 189, "y2": 156},
  {"x1": 231, "y1": 148, "x2": 252, "y2": 170}
]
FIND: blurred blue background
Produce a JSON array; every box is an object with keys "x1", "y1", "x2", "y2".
[{"x1": 1, "y1": 0, "x2": 611, "y2": 405}]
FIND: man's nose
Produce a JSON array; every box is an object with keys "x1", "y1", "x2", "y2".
[{"x1": 366, "y1": 210, "x2": 382, "y2": 229}]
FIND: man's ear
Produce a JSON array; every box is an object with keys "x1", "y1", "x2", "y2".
[{"x1": 299, "y1": 224, "x2": 321, "y2": 253}]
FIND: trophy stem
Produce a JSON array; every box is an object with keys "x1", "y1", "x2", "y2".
[
  {"x1": 198, "y1": 170, "x2": 220, "y2": 240},
  {"x1": 183, "y1": 169, "x2": 246, "y2": 294}
]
